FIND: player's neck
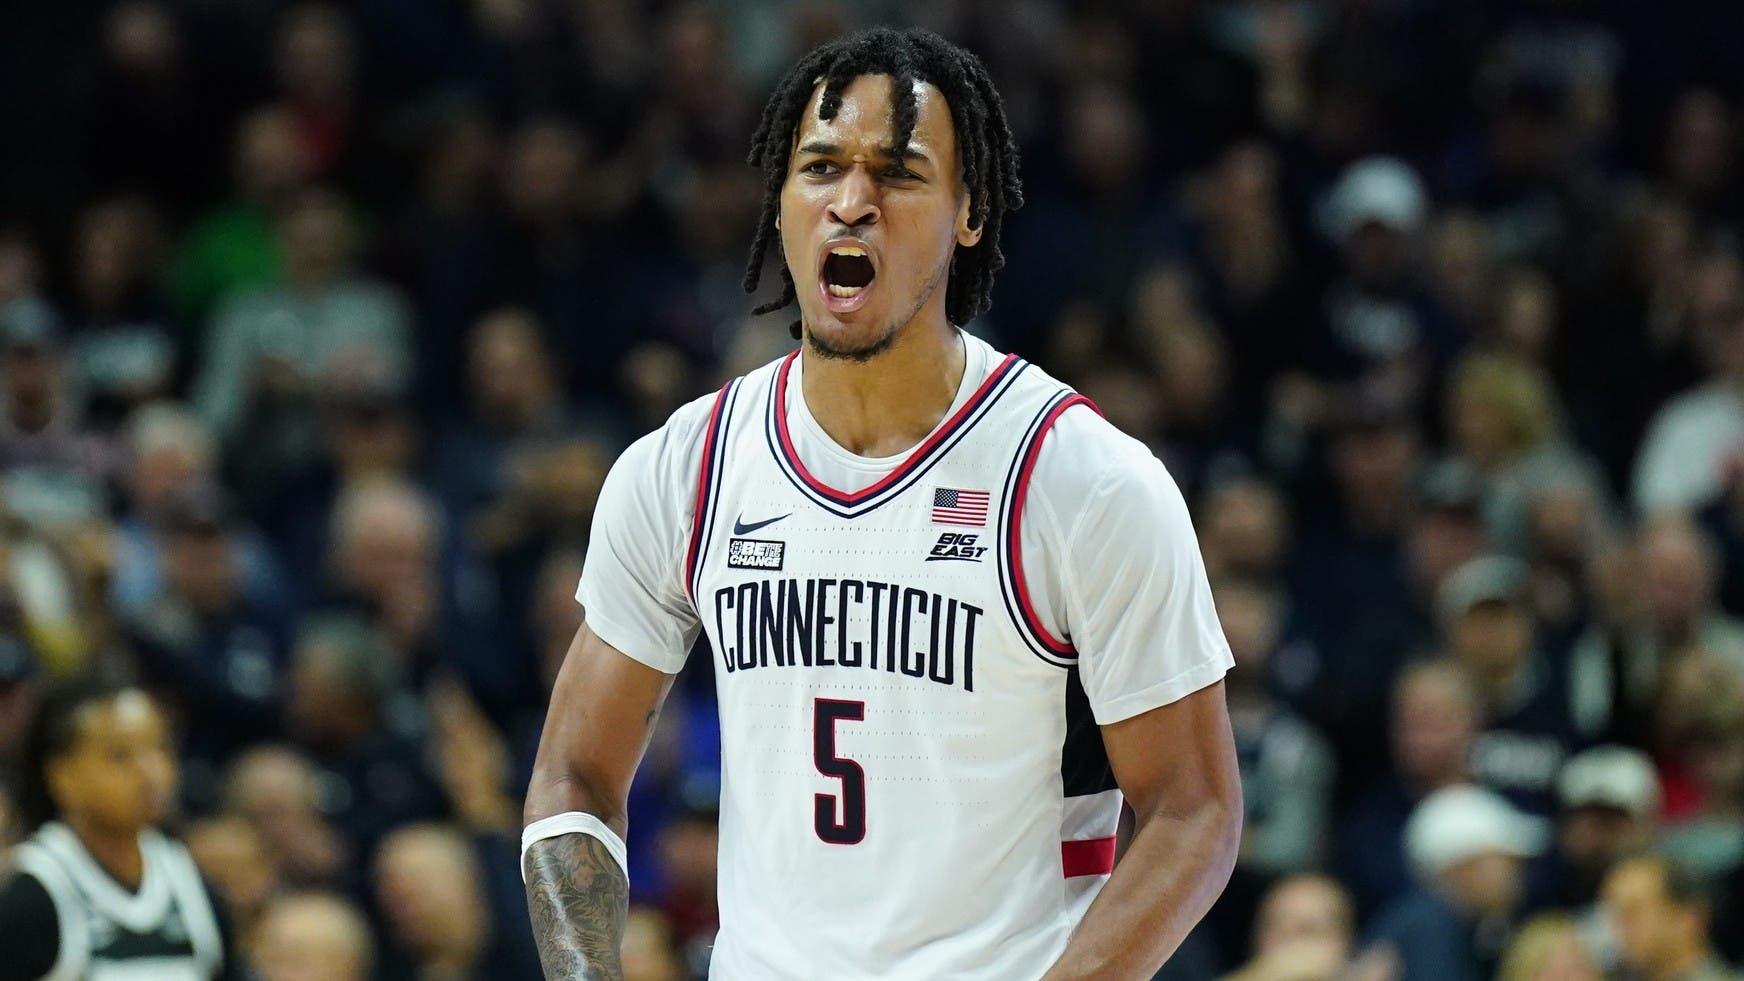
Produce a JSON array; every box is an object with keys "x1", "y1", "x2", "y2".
[
  {"x1": 66, "y1": 816, "x2": 146, "y2": 891},
  {"x1": 800, "y1": 318, "x2": 966, "y2": 458}
]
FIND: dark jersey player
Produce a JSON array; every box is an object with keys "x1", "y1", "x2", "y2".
[{"x1": 0, "y1": 679, "x2": 240, "y2": 980}]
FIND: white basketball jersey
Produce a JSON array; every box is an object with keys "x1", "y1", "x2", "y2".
[
  {"x1": 10, "y1": 823, "x2": 224, "y2": 980},
  {"x1": 686, "y1": 350, "x2": 1121, "y2": 979}
]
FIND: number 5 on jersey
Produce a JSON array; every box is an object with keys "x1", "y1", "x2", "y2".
[{"x1": 813, "y1": 698, "x2": 865, "y2": 844}]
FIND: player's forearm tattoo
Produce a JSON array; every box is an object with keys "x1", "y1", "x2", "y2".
[{"x1": 525, "y1": 833, "x2": 628, "y2": 980}]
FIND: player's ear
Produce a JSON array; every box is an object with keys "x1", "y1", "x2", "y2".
[{"x1": 954, "y1": 193, "x2": 982, "y2": 248}]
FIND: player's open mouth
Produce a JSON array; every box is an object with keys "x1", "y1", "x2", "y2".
[{"x1": 819, "y1": 241, "x2": 877, "y2": 312}]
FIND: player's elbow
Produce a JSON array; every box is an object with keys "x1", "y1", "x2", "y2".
[
  {"x1": 1206, "y1": 787, "x2": 1243, "y2": 892},
  {"x1": 1136, "y1": 774, "x2": 1243, "y2": 891},
  {"x1": 522, "y1": 765, "x2": 624, "y2": 830}
]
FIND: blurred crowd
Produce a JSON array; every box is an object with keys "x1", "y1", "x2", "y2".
[{"x1": 2, "y1": 0, "x2": 1744, "y2": 978}]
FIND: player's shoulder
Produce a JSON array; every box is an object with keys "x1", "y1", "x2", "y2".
[{"x1": 1023, "y1": 382, "x2": 1185, "y2": 530}]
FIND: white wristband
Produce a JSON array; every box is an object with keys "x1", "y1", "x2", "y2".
[{"x1": 520, "y1": 811, "x2": 630, "y2": 884}]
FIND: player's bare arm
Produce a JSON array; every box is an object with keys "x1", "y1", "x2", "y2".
[
  {"x1": 523, "y1": 622, "x2": 674, "y2": 980},
  {"x1": 1043, "y1": 681, "x2": 1243, "y2": 979}
]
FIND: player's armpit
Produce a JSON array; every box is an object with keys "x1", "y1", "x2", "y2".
[
  {"x1": 525, "y1": 832, "x2": 629, "y2": 981},
  {"x1": 1042, "y1": 680, "x2": 1242, "y2": 981},
  {"x1": 523, "y1": 620, "x2": 675, "y2": 979}
]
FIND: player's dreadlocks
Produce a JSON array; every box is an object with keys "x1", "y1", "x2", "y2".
[{"x1": 742, "y1": 28, "x2": 1024, "y2": 337}]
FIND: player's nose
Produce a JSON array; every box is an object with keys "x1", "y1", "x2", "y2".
[{"x1": 827, "y1": 168, "x2": 880, "y2": 228}]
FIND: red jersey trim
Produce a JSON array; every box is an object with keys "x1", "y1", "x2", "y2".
[
  {"x1": 1006, "y1": 394, "x2": 1100, "y2": 656},
  {"x1": 770, "y1": 350, "x2": 1022, "y2": 507},
  {"x1": 1061, "y1": 836, "x2": 1117, "y2": 877}
]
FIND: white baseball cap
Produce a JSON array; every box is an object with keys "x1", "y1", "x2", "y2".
[
  {"x1": 1320, "y1": 156, "x2": 1429, "y2": 240},
  {"x1": 1405, "y1": 784, "x2": 1549, "y2": 884},
  {"x1": 1558, "y1": 745, "x2": 1661, "y2": 818}
]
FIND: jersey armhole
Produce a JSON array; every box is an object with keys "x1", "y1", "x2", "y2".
[
  {"x1": 1000, "y1": 393, "x2": 1101, "y2": 664},
  {"x1": 683, "y1": 379, "x2": 738, "y2": 607},
  {"x1": 11, "y1": 847, "x2": 86, "y2": 980}
]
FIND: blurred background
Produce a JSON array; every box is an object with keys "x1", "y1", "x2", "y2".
[{"x1": 2, "y1": 0, "x2": 1744, "y2": 979}]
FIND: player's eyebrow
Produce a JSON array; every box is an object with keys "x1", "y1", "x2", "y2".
[
  {"x1": 795, "y1": 140, "x2": 932, "y2": 167},
  {"x1": 884, "y1": 145, "x2": 932, "y2": 166}
]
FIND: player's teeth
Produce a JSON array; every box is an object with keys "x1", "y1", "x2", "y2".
[
  {"x1": 828, "y1": 283, "x2": 861, "y2": 297},
  {"x1": 831, "y1": 246, "x2": 867, "y2": 257}
]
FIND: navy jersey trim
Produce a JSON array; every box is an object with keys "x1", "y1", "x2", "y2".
[
  {"x1": 1061, "y1": 667, "x2": 1117, "y2": 798},
  {"x1": 685, "y1": 378, "x2": 742, "y2": 605}
]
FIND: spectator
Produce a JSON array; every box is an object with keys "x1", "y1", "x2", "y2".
[
  {"x1": 125, "y1": 482, "x2": 291, "y2": 781},
  {"x1": 194, "y1": 186, "x2": 410, "y2": 457},
  {"x1": 1439, "y1": 555, "x2": 1590, "y2": 811},
  {"x1": 1339, "y1": 661, "x2": 1482, "y2": 917},
  {"x1": 1521, "y1": 478, "x2": 1609, "y2": 653},
  {"x1": 1367, "y1": 784, "x2": 1548, "y2": 981},
  {"x1": 270, "y1": 5, "x2": 363, "y2": 186},
  {"x1": 373, "y1": 822, "x2": 540, "y2": 980},
  {"x1": 170, "y1": 107, "x2": 308, "y2": 324},
  {"x1": 259, "y1": 368, "x2": 423, "y2": 590},
  {"x1": 1527, "y1": 745, "x2": 1662, "y2": 913},
  {"x1": 249, "y1": 892, "x2": 375, "y2": 981},
  {"x1": 1200, "y1": 478, "x2": 1291, "y2": 586},
  {"x1": 1219, "y1": 578, "x2": 1335, "y2": 878},
  {"x1": 1662, "y1": 679, "x2": 1744, "y2": 888},
  {"x1": 1633, "y1": 252, "x2": 1744, "y2": 516},
  {"x1": 1496, "y1": 913, "x2": 1602, "y2": 981},
  {"x1": 62, "y1": 197, "x2": 179, "y2": 426},
  {"x1": 0, "y1": 298, "x2": 118, "y2": 504},
  {"x1": 1602, "y1": 854, "x2": 1740, "y2": 981},
  {"x1": 69, "y1": 2, "x2": 223, "y2": 214},
  {"x1": 223, "y1": 745, "x2": 348, "y2": 890},
  {"x1": 1290, "y1": 393, "x2": 1426, "y2": 763},
  {"x1": 1312, "y1": 156, "x2": 1450, "y2": 413},
  {"x1": 1189, "y1": 142, "x2": 1316, "y2": 416},
  {"x1": 1219, "y1": 875, "x2": 1356, "y2": 981},
  {"x1": 316, "y1": 478, "x2": 498, "y2": 703},
  {"x1": 1570, "y1": 515, "x2": 1744, "y2": 747},
  {"x1": 283, "y1": 615, "x2": 446, "y2": 857},
  {"x1": 185, "y1": 814, "x2": 282, "y2": 940},
  {"x1": 431, "y1": 308, "x2": 570, "y2": 522},
  {"x1": 1444, "y1": 353, "x2": 1609, "y2": 557},
  {"x1": 111, "y1": 402, "x2": 286, "y2": 621}
]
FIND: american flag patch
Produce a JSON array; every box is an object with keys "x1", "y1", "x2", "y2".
[{"x1": 932, "y1": 487, "x2": 990, "y2": 526}]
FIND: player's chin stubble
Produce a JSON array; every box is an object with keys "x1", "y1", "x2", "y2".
[{"x1": 802, "y1": 253, "x2": 951, "y2": 364}]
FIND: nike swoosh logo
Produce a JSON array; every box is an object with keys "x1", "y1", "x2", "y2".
[{"x1": 733, "y1": 512, "x2": 791, "y2": 536}]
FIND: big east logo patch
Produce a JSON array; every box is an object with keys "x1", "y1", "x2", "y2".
[{"x1": 927, "y1": 532, "x2": 989, "y2": 563}]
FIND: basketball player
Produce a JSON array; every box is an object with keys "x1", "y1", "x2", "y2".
[
  {"x1": 524, "y1": 28, "x2": 1241, "y2": 979},
  {"x1": 0, "y1": 679, "x2": 239, "y2": 979}
]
